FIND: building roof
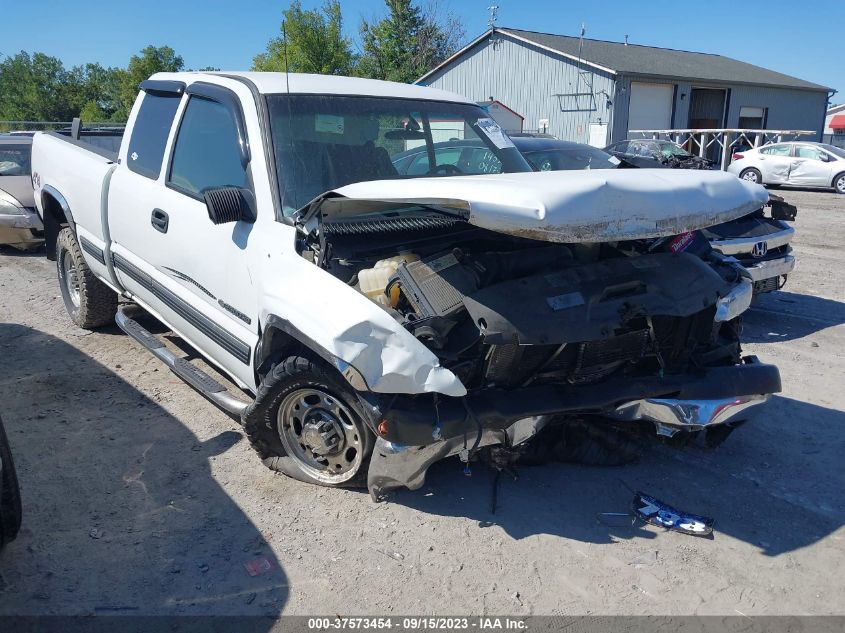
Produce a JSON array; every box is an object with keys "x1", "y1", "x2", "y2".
[
  {"x1": 478, "y1": 99, "x2": 524, "y2": 121},
  {"x1": 419, "y1": 28, "x2": 831, "y2": 92}
]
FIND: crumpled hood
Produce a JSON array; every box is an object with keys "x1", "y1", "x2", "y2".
[{"x1": 306, "y1": 169, "x2": 769, "y2": 243}]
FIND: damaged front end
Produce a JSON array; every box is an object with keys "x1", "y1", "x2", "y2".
[{"x1": 293, "y1": 171, "x2": 779, "y2": 499}]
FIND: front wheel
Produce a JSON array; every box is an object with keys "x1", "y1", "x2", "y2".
[
  {"x1": 739, "y1": 168, "x2": 762, "y2": 184},
  {"x1": 834, "y1": 172, "x2": 845, "y2": 194},
  {"x1": 56, "y1": 227, "x2": 117, "y2": 329},
  {"x1": 243, "y1": 356, "x2": 375, "y2": 487}
]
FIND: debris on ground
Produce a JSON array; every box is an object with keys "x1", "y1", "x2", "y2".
[
  {"x1": 243, "y1": 557, "x2": 276, "y2": 577},
  {"x1": 632, "y1": 492, "x2": 714, "y2": 536}
]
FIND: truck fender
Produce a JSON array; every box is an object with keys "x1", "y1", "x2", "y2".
[
  {"x1": 40, "y1": 185, "x2": 76, "y2": 261},
  {"x1": 255, "y1": 315, "x2": 371, "y2": 391},
  {"x1": 256, "y1": 258, "x2": 466, "y2": 398}
]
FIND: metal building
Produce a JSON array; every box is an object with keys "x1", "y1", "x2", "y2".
[{"x1": 417, "y1": 28, "x2": 834, "y2": 147}]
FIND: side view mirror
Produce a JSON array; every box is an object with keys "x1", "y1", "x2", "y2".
[{"x1": 203, "y1": 187, "x2": 256, "y2": 225}]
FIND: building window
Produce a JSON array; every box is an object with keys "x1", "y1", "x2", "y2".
[{"x1": 738, "y1": 106, "x2": 767, "y2": 129}]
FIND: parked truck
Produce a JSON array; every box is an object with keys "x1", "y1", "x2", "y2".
[{"x1": 31, "y1": 72, "x2": 781, "y2": 499}]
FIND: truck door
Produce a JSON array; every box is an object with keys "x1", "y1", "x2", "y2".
[
  {"x1": 788, "y1": 144, "x2": 834, "y2": 186},
  {"x1": 108, "y1": 80, "x2": 259, "y2": 389}
]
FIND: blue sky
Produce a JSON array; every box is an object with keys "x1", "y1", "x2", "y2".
[{"x1": 2, "y1": 0, "x2": 842, "y2": 100}]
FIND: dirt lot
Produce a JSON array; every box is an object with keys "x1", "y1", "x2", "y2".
[{"x1": 0, "y1": 188, "x2": 843, "y2": 617}]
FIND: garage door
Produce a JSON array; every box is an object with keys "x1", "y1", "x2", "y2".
[{"x1": 627, "y1": 82, "x2": 674, "y2": 136}]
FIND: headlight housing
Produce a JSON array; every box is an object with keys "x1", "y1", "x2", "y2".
[{"x1": 0, "y1": 190, "x2": 26, "y2": 215}]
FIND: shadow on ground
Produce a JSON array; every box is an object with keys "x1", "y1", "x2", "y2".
[
  {"x1": 391, "y1": 394, "x2": 845, "y2": 557},
  {"x1": 742, "y1": 291, "x2": 845, "y2": 342},
  {"x1": 0, "y1": 323, "x2": 287, "y2": 619}
]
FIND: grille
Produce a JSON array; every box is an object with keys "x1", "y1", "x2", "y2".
[
  {"x1": 569, "y1": 329, "x2": 652, "y2": 383},
  {"x1": 753, "y1": 277, "x2": 781, "y2": 294}
]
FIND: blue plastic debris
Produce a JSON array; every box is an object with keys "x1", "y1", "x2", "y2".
[{"x1": 632, "y1": 492, "x2": 714, "y2": 536}]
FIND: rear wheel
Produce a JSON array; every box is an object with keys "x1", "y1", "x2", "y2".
[
  {"x1": 834, "y1": 172, "x2": 845, "y2": 194},
  {"x1": 56, "y1": 228, "x2": 117, "y2": 329},
  {"x1": 739, "y1": 168, "x2": 762, "y2": 184},
  {"x1": 243, "y1": 355, "x2": 375, "y2": 487}
]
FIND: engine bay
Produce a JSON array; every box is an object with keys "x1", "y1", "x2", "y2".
[{"x1": 298, "y1": 210, "x2": 745, "y2": 391}]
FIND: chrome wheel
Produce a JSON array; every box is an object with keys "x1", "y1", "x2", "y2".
[
  {"x1": 62, "y1": 250, "x2": 81, "y2": 308},
  {"x1": 741, "y1": 169, "x2": 760, "y2": 184},
  {"x1": 276, "y1": 387, "x2": 365, "y2": 484},
  {"x1": 835, "y1": 174, "x2": 845, "y2": 194}
]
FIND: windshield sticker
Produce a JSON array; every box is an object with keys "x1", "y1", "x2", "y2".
[
  {"x1": 608, "y1": 156, "x2": 621, "y2": 165},
  {"x1": 477, "y1": 117, "x2": 515, "y2": 149},
  {"x1": 315, "y1": 114, "x2": 344, "y2": 135}
]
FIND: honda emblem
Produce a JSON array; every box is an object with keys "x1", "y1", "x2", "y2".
[{"x1": 751, "y1": 241, "x2": 768, "y2": 258}]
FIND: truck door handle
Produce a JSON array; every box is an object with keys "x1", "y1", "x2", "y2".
[{"x1": 151, "y1": 208, "x2": 169, "y2": 233}]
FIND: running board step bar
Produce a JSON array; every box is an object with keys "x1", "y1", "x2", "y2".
[{"x1": 116, "y1": 305, "x2": 250, "y2": 416}]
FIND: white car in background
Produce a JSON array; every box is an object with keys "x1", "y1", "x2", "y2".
[{"x1": 728, "y1": 141, "x2": 845, "y2": 194}]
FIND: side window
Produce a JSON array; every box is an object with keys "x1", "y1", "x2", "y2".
[
  {"x1": 127, "y1": 92, "x2": 181, "y2": 179},
  {"x1": 795, "y1": 145, "x2": 825, "y2": 160},
  {"x1": 167, "y1": 96, "x2": 246, "y2": 197},
  {"x1": 760, "y1": 144, "x2": 790, "y2": 156}
]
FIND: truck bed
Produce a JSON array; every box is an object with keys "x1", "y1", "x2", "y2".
[{"x1": 31, "y1": 131, "x2": 118, "y2": 248}]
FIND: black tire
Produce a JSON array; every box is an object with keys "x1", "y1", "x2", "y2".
[
  {"x1": 56, "y1": 227, "x2": 117, "y2": 329},
  {"x1": 0, "y1": 415, "x2": 22, "y2": 550},
  {"x1": 242, "y1": 355, "x2": 375, "y2": 488},
  {"x1": 739, "y1": 168, "x2": 762, "y2": 185},
  {"x1": 833, "y1": 172, "x2": 845, "y2": 195}
]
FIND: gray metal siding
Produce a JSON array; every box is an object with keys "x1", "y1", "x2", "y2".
[
  {"x1": 423, "y1": 35, "x2": 828, "y2": 144},
  {"x1": 724, "y1": 85, "x2": 827, "y2": 139},
  {"x1": 423, "y1": 36, "x2": 616, "y2": 144},
  {"x1": 619, "y1": 77, "x2": 827, "y2": 140}
]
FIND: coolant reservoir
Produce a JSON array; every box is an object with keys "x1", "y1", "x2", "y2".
[{"x1": 358, "y1": 254, "x2": 419, "y2": 303}]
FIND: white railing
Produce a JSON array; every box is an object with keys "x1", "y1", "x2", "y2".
[{"x1": 628, "y1": 128, "x2": 817, "y2": 170}]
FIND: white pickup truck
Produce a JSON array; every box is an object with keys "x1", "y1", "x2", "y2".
[{"x1": 31, "y1": 72, "x2": 781, "y2": 499}]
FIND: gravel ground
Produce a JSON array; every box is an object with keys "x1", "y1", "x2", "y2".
[{"x1": 0, "y1": 188, "x2": 843, "y2": 617}]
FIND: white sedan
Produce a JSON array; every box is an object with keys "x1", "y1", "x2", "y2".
[{"x1": 728, "y1": 141, "x2": 845, "y2": 194}]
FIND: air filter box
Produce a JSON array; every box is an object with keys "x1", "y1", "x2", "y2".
[{"x1": 395, "y1": 251, "x2": 478, "y2": 318}]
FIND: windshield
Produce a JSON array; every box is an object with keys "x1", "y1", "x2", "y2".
[
  {"x1": 655, "y1": 140, "x2": 692, "y2": 159},
  {"x1": 0, "y1": 144, "x2": 31, "y2": 176},
  {"x1": 266, "y1": 95, "x2": 531, "y2": 215},
  {"x1": 524, "y1": 146, "x2": 620, "y2": 171},
  {"x1": 821, "y1": 144, "x2": 845, "y2": 159}
]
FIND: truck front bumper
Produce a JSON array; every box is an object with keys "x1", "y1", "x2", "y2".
[
  {"x1": 368, "y1": 356, "x2": 780, "y2": 498},
  {"x1": 743, "y1": 255, "x2": 796, "y2": 294}
]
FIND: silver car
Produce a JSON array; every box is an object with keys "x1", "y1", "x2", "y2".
[
  {"x1": 728, "y1": 141, "x2": 845, "y2": 194},
  {"x1": 0, "y1": 135, "x2": 43, "y2": 250}
]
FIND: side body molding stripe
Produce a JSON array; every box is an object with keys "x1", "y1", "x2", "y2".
[
  {"x1": 112, "y1": 253, "x2": 251, "y2": 365},
  {"x1": 79, "y1": 236, "x2": 106, "y2": 265}
]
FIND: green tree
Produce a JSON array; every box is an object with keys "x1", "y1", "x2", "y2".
[
  {"x1": 0, "y1": 51, "x2": 74, "y2": 121},
  {"x1": 61, "y1": 62, "x2": 124, "y2": 121},
  {"x1": 79, "y1": 99, "x2": 107, "y2": 122},
  {"x1": 253, "y1": 1, "x2": 354, "y2": 75},
  {"x1": 115, "y1": 45, "x2": 184, "y2": 119},
  {"x1": 357, "y1": 0, "x2": 463, "y2": 83}
]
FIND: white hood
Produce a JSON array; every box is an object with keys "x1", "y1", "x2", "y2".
[{"x1": 310, "y1": 169, "x2": 769, "y2": 243}]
